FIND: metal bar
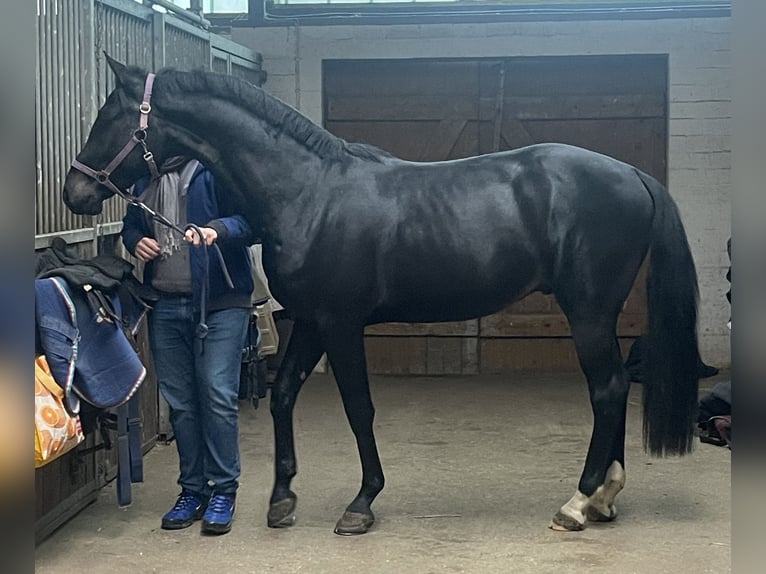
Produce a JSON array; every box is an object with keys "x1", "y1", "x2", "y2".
[
  {"x1": 205, "y1": 24, "x2": 212, "y2": 71},
  {"x1": 35, "y1": 5, "x2": 43, "y2": 235},
  {"x1": 80, "y1": 1, "x2": 98, "y2": 145},
  {"x1": 228, "y1": 52, "x2": 263, "y2": 69},
  {"x1": 255, "y1": 2, "x2": 731, "y2": 27},
  {"x1": 492, "y1": 62, "x2": 506, "y2": 153},
  {"x1": 206, "y1": 31, "x2": 217, "y2": 72},
  {"x1": 152, "y1": 11, "x2": 166, "y2": 72},
  {"x1": 35, "y1": 222, "x2": 125, "y2": 251},
  {"x1": 53, "y1": 1, "x2": 63, "y2": 232},
  {"x1": 72, "y1": 1, "x2": 83, "y2": 155},
  {"x1": 144, "y1": 0, "x2": 211, "y2": 29},
  {"x1": 164, "y1": 12, "x2": 211, "y2": 40},
  {"x1": 100, "y1": 0, "x2": 153, "y2": 20},
  {"x1": 64, "y1": 0, "x2": 76, "y2": 231},
  {"x1": 209, "y1": 34, "x2": 261, "y2": 62},
  {"x1": 43, "y1": 0, "x2": 55, "y2": 234}
]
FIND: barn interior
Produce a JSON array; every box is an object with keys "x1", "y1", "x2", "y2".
[{"x1": 34, "y1": 1, "x2": 733, "y2": 572}]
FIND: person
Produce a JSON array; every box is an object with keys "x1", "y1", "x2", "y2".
[
  {"x1": 122, "y1": 157, "x2": 254, "y2": 535},
  {"x1": 696, "y1": 237, "x2": 732, "y2": 449}
]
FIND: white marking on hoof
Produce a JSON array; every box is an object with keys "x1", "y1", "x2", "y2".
[
  {"x1": 587, "y1": 461, "x2": 625, "y2": 521},
  {"x1": 552, "y1": 491, "x2": 588, "y2": 531}
]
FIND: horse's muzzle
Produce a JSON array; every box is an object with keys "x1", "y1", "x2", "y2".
[{"x1": 62, "y1": 175, "x2": 106, "y2": 216}]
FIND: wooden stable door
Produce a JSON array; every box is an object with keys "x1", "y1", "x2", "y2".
[{"x1": 323, "y1": 56, "x2": 667, "y2": 374}]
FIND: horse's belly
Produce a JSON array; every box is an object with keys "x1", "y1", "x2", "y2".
[
  {"x1": 372, "y1": 299, "x2": 517, "y2": 324},
  {"x1": 372, "y1": 267, "x2": 539, "y2": 324}
]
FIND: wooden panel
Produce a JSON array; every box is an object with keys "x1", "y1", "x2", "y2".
[
  {"x1": 326, "y1": 119, "x2": 479, "y2": 162},
  {"x1": 35, "y1": 432, "x2": 107, "y2": 542},
  {"x1": 327, "y1": 95, "x2": 479, "y2": 122},
  {"x1": 479, "y1": 55, "x2": 667, "y2": 97},
  {"x1": 478, "y1": 94, "x2": 666, "y2": 121},
  {"x1": 624, "y1": 258, "x2": 649, "y2": 315},
  {"x1": 366, "y1": 320, "x2": 478, "y2": 337},
  {"x1": 365, "y1": 336, "x2": 478, "y2": 375},
  {"x1": 481, "y1": 312, "x2": 571, "y2": 338},
  {"x1": 481, "y1": 309, "x2": 645, "y2": 338},
  {"x1": 509, "y1": 291, "x2": 555, "y2": 313},
  {"x1": 481, "y1": 338, "x2": 579, "y2": 372},
  {"x1": 329, "y1": 93, "x2": 663, "y2": 123},
  {"x1": 324, "y1": 59, "x2": 481, "y2": 97},
  {"x1": 427, "y1": 337, "x2": 470, "y2": 375},
  {"x1": 480, "y1": 338, "x2": 636, "y2": 373},
  {"x1": 365, "y1": 337, "x2": 428, "y2": 375}
]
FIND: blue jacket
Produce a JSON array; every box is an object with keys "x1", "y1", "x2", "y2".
[{"x1": 122, "y1": 164, "x2": 254, "y2": 312}]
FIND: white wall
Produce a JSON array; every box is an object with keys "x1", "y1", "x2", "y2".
[{"x1": 233, "y1": 16, "x2": 732, "y2": 367}]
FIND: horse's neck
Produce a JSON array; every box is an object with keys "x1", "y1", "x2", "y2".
[{"x1": 162, "y1": 97, "x2": 327, "y2": 235}]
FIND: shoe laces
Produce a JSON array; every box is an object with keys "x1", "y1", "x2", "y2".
[
  {"x1": 208, "y1": 493, "x2": 235, "y2": 513},
  {"x1": 171, "y1": 491, "x2": 202, "y2": 512}
]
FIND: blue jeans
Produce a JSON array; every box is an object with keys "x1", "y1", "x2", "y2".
[{"x1": 149, "y1": 295, "x2": 250, "y2": 496}]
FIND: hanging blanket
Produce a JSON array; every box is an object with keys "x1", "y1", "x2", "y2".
[{"x1": 34, "y1": 276, "x2": 146, "y2": 414}]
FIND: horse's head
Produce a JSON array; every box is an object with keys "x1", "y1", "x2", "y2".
[{"x1": 64, "y1": 55, "x2": 167, "y2": 215}]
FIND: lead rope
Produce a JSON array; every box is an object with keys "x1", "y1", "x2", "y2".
[
  {"x1": 129, "y1": 199, "x2": 234, "y2": 353},
  {"x1": 185, "y1": 223, "x2": 211, "y2": 355}
]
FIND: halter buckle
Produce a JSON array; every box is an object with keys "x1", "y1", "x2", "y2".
[{"x1": 139, "y1": 102, "x2": 151, "y2": 114}]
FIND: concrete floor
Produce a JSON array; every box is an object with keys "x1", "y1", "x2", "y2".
[{"x1": 35, "y1": 372, "x2": 731, "y2": 574}]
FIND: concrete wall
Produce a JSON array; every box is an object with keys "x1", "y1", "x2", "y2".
[{"x1": 232, "y1": 16, "x2": 731, "y2": 367}]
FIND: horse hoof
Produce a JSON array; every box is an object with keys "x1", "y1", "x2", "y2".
[
  {"x1": 334, "y1": 511, "x2": 375, "y2": 536},
  {"x1": 267, "y1": 497, "x2": 297, "y2": 528},
  {"x1": 586, "y1": 505, "x2": 617, "y2": 523},
  {"x1": 549, "y1": 511, "x2": 585, "y2": 532}
]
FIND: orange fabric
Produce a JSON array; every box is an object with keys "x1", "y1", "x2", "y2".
[{"x1": 34, "y1": 356, "x2": 84, "y2": 468}]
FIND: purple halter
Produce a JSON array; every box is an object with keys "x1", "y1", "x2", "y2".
[{"x1": 71, "y1": 73, "x2": 160, "y2": 199}]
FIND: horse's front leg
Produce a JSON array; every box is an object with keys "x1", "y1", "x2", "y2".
[
  {"x1": 320, "y1": 323, "x2": 384, "y2": 536},
  {"x1": 267, "y1": 320, "x2": 324, "y2": 528}
]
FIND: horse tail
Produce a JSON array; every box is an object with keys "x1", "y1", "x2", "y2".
[{"x1": 637, "y1": 170, "x2": 699, "y2": 456}]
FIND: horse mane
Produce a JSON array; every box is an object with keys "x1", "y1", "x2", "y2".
[{"x1": 154, "y1": 67, "x2": 391, "y2": 163}]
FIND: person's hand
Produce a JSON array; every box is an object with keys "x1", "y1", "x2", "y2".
[
  {"x1": 135, "y1": 237, "x2": 161, "y2": 262},
  {"x1": 184, "y1": 226, "x2": 218, "y2": 247}
]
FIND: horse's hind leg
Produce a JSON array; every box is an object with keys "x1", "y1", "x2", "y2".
[
  {"x1": 319, "y1": 323, "x2": 384, "y2": 536},
  {"x1": 550, "y1": 315, "x2": 630, "y2": 531},
  {"x1": 267, "y1": 320, "x2": 325, "y2": 528}
]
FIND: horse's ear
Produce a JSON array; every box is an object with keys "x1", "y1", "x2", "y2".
[{"x1": 104, "y1": 53, "x2": 129, "y2": 86}]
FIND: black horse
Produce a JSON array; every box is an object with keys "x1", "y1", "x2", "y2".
[{"x1": 64, "y1": 58, "x2": 699, "y2": 535}]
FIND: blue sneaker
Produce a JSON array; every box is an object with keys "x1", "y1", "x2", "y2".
[
  {"x1": 201, "y1": 493, "x2": 236, "y2": 534},
  {"x1": 161, "y1": 490, "x2": 208, "y2": 530}
]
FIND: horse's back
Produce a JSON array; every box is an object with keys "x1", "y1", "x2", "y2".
[
  {"x1": 279, "y1": 142, "x2": 656, "y2": 324},
  {"x1": 375, "y1": 141, "x2": 655, "y2": 255}
]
